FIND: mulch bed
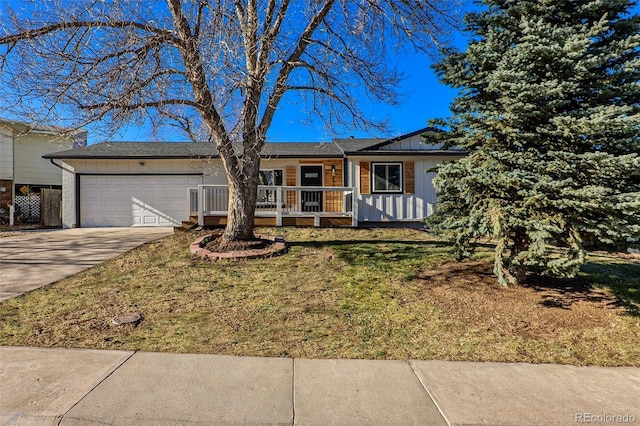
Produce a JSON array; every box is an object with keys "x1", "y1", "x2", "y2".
[
  {"x1": 418, "y1": 260, "x2": 626, "y2": 339},
  {"x1": 203, "y1": 235, "x2": 274, "y2": 252},
  {"x1": 190, "y1": 230, "x2": 287, "y2": 260}
]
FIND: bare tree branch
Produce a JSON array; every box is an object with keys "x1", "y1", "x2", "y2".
[
  {"x1": 0, "y1": 20, "x2": 179, "y2": 45},
  {"x1": 259, "y1": 0, "x2": 337, "y2": 136},
  {"x1": 0, "y1": 0, "x2": 460, "y2": 242},
  {"x1": 79, "y1": 99, "x2": 199, "y2": 111}
]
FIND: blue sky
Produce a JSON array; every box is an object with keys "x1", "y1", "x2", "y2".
[
  {"x1": 116, "y1": 36, "x2": 466, "y2": 144},
  {"x1": 5, "y1": 1, "x2": 637, "y2": 145},
  {"x1": 263, "y1": 48, "x2": 462, "y2": 143},
  {"x1": 112, "y1": 46, "x2": 461, "y2": 144},
  {"x1": 263, "y1": 1, "x2": 640, "y2": 143},
  {"x1": 113, "y1": 41, "x2": 461, "y2": 144},
  {"x1": 112, "y1": 7, "x2": 472, "y2": 145},
  {"x1": 0, "y1": 0, "x2": 467, "y2": 145}
]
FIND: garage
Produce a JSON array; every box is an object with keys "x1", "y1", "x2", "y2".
[{"x1": 80, "y1": 175, "x2": 202, "y2": 227}]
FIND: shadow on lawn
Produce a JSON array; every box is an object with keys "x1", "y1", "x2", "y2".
[
  {"x1": 525, "y1": 274, "x2": 629, "y2": 312},
  {"x1": 579, "y1": 260, "x2": 640, "y2": 317},
  {"x1": 287, "y1": 239, "x2": 455, "y2": 248},
  {"x1": 446, "y1": 254, "x2": 640, "y2": 317},
  {"x1": 290, "y1": 235, "x2": 639, "y2": 317},
  {"x1": 290, "y1": 239, "x2": 456, "y2": 263},
  {"x1": 287, "y1": 239, "x2": 495, "y2": 251}
]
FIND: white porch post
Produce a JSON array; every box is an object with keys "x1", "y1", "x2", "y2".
[
  {"x1": 276, "y1": 187, "x2": 283, "y2": 227},
  {"x1": 198, "y1": 185, "x2": 204, "y2": 226},
  {"x1": 351, "y1": 188, "x2": 358, "y2": 227}
]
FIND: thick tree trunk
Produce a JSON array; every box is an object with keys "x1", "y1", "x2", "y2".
[
  {"x1": 222, "y1": 178, "x2": 258, "y2": 244},
  {"x1": 218, "y1": 138, "x2": 262, "y2": 247},
  {"x1": 508, "y1": 228, "x2": 530, "y2": 284}
]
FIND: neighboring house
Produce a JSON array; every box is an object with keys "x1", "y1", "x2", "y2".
[
  {"x1": 0, "y1": 118, "x2": 87, "y2": 222},
  {"x1": 43, "y1": 128, "x2": 465, "y2": 228}
]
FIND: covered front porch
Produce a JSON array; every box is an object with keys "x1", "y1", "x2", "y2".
[{"x1": 189, "y1": 185, "x2": 358, "y2": 228}]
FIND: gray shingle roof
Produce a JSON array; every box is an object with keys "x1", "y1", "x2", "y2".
[
  {"x1": 44, "y1": 141, "x2": 343, "y2": 159},
  {"x1": 333, "y1": 138, "x2": 386, "y2": 152},
  {"x1": 43, "y1": 128, "x2": 464, "y2": 160},
  {"x1": 334, "y1": 127, "x2": 445, "y2": 153},
  {"x1": 334, "y1": 127, "x2": 464, "y2": 156}
]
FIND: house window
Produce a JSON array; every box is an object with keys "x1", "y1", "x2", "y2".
[
  {"x1": 259, "y1": 169, "x2": 284, "y2": 187},
  {"x1": 258, "y1": 169, "x2": 283, "y2": 203},
  {"x1": 372, "y1": 162, "x2": 402, "y2": 193}
]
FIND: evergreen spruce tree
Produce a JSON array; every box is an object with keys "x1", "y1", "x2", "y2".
[{"x1": 427, "y1": 0, "x2": 640, "y2": 286}]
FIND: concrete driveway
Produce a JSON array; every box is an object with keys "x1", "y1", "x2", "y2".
[{"x1": 0, "y1": 227, "x2": 174, "y2": 302}]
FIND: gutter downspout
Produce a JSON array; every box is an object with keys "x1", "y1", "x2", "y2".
[{"x1": 48, "y1": 157, "x2": 77, "y2": 175}]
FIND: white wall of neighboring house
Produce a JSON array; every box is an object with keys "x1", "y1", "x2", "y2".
[
  {"x1": 1, "y1": 120, "x2": 86, "y2": 223},
  {"x1": 14, "y1": 132, "x2": 75, "y2": 185},
  {"x1": 0, "y1": 127, "x2": 13, "y2": 180},
  {"x1": 0, "y1": 120, "x2": 85, "y2": 211},
  {"x1": 0, "y1": 120, "x2": 86, "y2": 185}
]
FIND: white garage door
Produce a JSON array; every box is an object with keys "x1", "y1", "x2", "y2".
[{"x1": 81, "y1": 175, "x2": 202, "y2": 227}]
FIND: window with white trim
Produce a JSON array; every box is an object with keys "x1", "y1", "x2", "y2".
[
  {"x1": 258, "y1": 169, "x2": 283, "y2": 203},
  {"x1": 372, "y1": 162, "x2": 402, "y2": 193}
]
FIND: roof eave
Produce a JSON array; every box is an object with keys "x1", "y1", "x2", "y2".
[
  {"x1": 343, "y1": 150, "x2": 467, "y2": 156},
  {"x1": 1, "y1": 117, "x2": 87, "y2": 136},
  {"x1": 364, "y1": 127, "x2": 443, "y2": 151},
  {"x1": 43, "y1": 153, "x2": 345, "y2": 160},
  {"x1": 261, "y1": 154, "x2": 343, "y2": 159}
]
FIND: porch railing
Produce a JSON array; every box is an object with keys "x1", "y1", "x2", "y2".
[
  {"x1": 189, "y1": 187, "x2": 199, "y2": 216},
  {"x1": 190, "y1": 185, "x2": 358, "y2": 227}
]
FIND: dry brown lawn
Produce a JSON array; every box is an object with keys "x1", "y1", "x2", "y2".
[{"x1": 0, "y1": 227, "x2": 638, "y2": 366}]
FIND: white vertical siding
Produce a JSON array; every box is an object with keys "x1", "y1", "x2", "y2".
[
  {"x1": 359, "y1": 194, "x2": 430, "y2": 222},
  {"x1": 380, "y1": 134, "x2": 445, "y2": 151},
  {"x1": 0, "y1": 127, "x2": 13, "y2": 180},
  {"x1": 351, "y1": 156, "x2": 453, "y2": 223}
]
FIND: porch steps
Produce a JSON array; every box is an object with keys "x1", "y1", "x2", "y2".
[{"x1": 174, "y1": 216, "x2": 200, "y2": 233}]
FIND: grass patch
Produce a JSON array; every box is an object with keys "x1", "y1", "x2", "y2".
[
  {"x1": 580, "y1": 252, "x2": 640, "y2": 317},
  {"x1": 0, "y1": 227, "x2": 638, "y2": 366}
]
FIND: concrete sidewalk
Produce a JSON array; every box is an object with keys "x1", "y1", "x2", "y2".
[
  {"x1": 0, "y1": 227, "x2": 173, "y2": 302},
  {"x1": 1, "y1": 347, "x2": 638, "y2": 425}
]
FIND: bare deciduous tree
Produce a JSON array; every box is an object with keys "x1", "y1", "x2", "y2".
[{"x1": 0, "y1": 0, "x2": 457, "y2": 245}]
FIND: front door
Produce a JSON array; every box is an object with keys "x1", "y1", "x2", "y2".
[{"x1": 300, "y1": 165, "x2": 323, "y2": 212}]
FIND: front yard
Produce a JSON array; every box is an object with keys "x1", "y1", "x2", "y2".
[{"x1": 0, "y1": 227, "x2": 638, "y2": 366}]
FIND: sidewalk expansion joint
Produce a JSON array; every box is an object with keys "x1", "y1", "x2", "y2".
[
  {"x1": 291, "y1": 357, "x2": 296, "y2": 426},
  {"x1": 57, "y1": 350, "x2": 138, "y2": 425},
  {"x1": 408, "y1": 361, "x2": 452, "y2": 426}
]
